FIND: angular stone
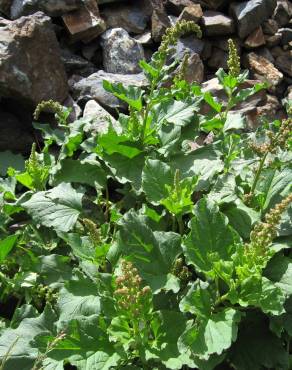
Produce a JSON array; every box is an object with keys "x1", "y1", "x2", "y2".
[
  {"x1": 61, "y1": 48, "x2": 97, "y2": 76},
  {"x1": 199, "y1": 0, "x2": 228, "y2": 9},
  {"x1": 176, "y1": 35, "x2": 205, "y2": 59},
  {"x1": 177, "y1": 4, "x2": 203, "y2": 23},
  {"x1": 10, "y1": 0, "x2": 83, "y2": 19},
  {"x1": 166, "y1": 0, "x2": 195, "y2": 16},
  {"x1": 262, "y1": 19, "x2": 278, "y2": 35},
  {"x1": 71, "y1": 70, "x2": 148, "y2": 109},
  {"x1": 0, "y1": 12, "x2": 67, "y2": 108},
  {"x1": 244, "y1": 26, "x2": 265, "y2": 48},
  {"x1": 265, "y1": 32, "x2": 281, "y2": 47},
  {"x1": 275, "y1": 51, "x2": 292, "y2": 77},
  {"x1": 63, "y1": 94, "x2": 82, "y2": 122},
  {"x1": 202, "y1": 11, "x2": 234, "y2": 36},
  {"x1": 183, "y1": 53, "x2": 204, "y2": 83},
  {"x1": 0, "y1": 0, "x2": 12, "y2": 16},
  {"x1": 151, "y1": 0, "x2": 171, "y2": 42},
  {"x1": 97, "y1": 0, "x2": 127, "y2": 3},
  {"x1": 273, "y1": 0, "x2": 292, "y2": 27},
  {"x1": 278, "y1": 28, "x2": 292, "y2": 45},
  {"x1": 230, "y1": 0, "x2": 277, "y2": 39},
  {"x1": 101, "y1": 28, "x2": 144, "y2": 74},
  {"x1": 83, "y1": 99, "x2": 120, "y2": 134},
  {"x1": 62, "y1": 0, "x2": 106, "y2": 43},
  {"x1": 101, "y1": 0, "x2": 151, "y2": 34},
  {"x1": 244, "y1": 52, "x2": 283, "y2": 87},
  {"x1": 207, "y1": 47, "x2": 228, "y2": 70},
  {"x1": 134, "y1": 31, "x2": 152, "y2": 45}
]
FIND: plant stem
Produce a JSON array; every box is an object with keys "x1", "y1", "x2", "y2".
[
  {"x1": 176, "y1": 214, "x2": 184, "y2": 235},
  {"x1": 249, "y1": 152, "x2": 268, "y2": 199}
]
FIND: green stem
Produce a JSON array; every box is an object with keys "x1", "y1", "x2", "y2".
[
  {"x1": 176, "y1": 213, "x2": 184, "y2": 235},
  {"x1": 249, "y1": 152, "x2": 268, "y2": 199}
]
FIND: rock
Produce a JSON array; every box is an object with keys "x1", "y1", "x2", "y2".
[
  {"x1": 199, "y1": 0, "x2": 228, "y2": 9},
  {"x1": 244, "y1": 52, "x2": 283, "y2": 87},
  {"x1": 216, "y1": 37, "x2": 241, "y2": 52},
  {"x1": 83, "y1": 99, "x2": 120, "y2": 134},
  {"x1": 0, "y1": 112, "x2": 33, "y2": 152},
  {"x1": 257, "y1": 47, "x2": 275, "y2": 63},
  {"x1": 207, "y1": 47, "x2": 228, "y2": 70},
  {"x1": 151, "y1": 0, "x2": 171, "y2": 42},
  {"x1": 82, "y1": 42, "x2": 101, "y2": 61},
  {"x1": 62, "y1": 0, "x2": 106, "y2": 43},
  {"x1": 278, "y1": 28, "x2": 292, "y2": 45},
  {"x1": 134, "y1": 31, "x2": 152, "y2": 45},
  {"x1": 0, "y1": 0, "x2": 12, "y2": 16},
  {"x1": 176, "y1": 35, "x2": 205, "y2": 60},
  {"x1": 0, "y1": 12, "x2": 67, "y2": 108},
  {"x1": 101, "y1": 0, "x2": 151, "y2": 34},
  {"x1": 275, "y1": 51, "x2": 292, "y2": 76},
  {"x1": 202, "y1": 11, "x2": 234, "y2": 36},
  {"x1": 168, "y1": 14, "x2": 178, "y2": 25},
  {"x1": 71, "y1": 70, "x2": 148, "y2": 109},
  {"x1": 230, "y1": 0, "x2": 277, "y2": 39},
  {"x1": 265, "y1": 32, "x2": 282, "y2": 47},
  {"x1": 166, "y1": 0, "x2": 195, "y2": 16},
  {"x1": 183, "y1": 53, "x2": 204, "y2": 83},
  {"x1": 262, "y1": 19, "x2": 278, "y2": 35},
  {"x1": 270, "y1": 45, "x2": 286, "y2": 58},
  {"x1": 10, "y1": 0, "x2": 83, "y2": 19},
  {"x1": 244, "y1": 26, "x2": 265, "y2": 48},
  {"x1": 98, "y1": 0, "x2": 127, "y2": 3},
  {"x1": 255, "y1": 94, "x2": 285, "y2": 123},
  {"x1": 101, "y1": 28, "x2": 144, "y2": 74},
  {"x1": 177, "y1": 4, "x2": 203, "y2": 23},
  {"x1": 63, "y1": 95, "x2": 82, "y2": 121},
  {"x1": 273, "y1": 0, "x2": 292, "y2": 27},
  {"x1": 61, "y1": 48, "x2": 97, "y2": 76}
]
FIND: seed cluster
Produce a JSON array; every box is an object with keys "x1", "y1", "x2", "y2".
[
  {"x1": 114, "y1": 260, "x2": 151, "y2": 316},
  {"x1": 34, "y1": 99, "x2": 65, "y2": 120},
  {"x1": 248, "y1": 193, "x2": 292, "y2": 255},
  {"x1": 83, "y1": 218, "x2": 101, "y2": 246},
  {"x1": 158, "y1": 20, "x2": 202, "y2": 55},
  {"x1": 172, "y1": 257, "x2": 191, "y2": 282},
  {"x1": 227, "y1": 39, "x2": 240, "y2": 77},
  {"x1": 250, "y1": 118, "x2": 292, "y2": 155}
]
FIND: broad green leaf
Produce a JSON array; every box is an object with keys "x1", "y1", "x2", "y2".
[
  {"x1": 179, "y1": 308, "x2": 241, "y2": 358},
  {"x1": 57, "y1": 277, "x2": 101, "y2": 329},
  {"x1": 103, "y1": 80, "x2": 143, "y2": 111},
  {"x1": 21, "y1": 183, "x2": 84, "y2": 232},
  {"x1": 203, "y1": 92, "x2": 222, "y2": 113},
  {"x1": 0, "y1": 234, "x2": 18, "y2": 263},
  {"x1": 0, "y1": 306, "x2": 56, "y2": 370},
  {"x1": 265, "y1": 254, "x2": 292, "y2": 296},
  {"x1": 223, "y1": 112, "x2": 246, "y2": 132},
  {"x1": 229, "y1": 312, "x2": 289, "y2": 370},
  {"x1": 207, "y1": 173, "x2": 237, "y2": 204},
  {"x1": 153, "y1": 99, "x2": 196, "y2": 127},
  {"x1": 183, "y1": 198, "x2": 240, "y2": 273},
  {"x1": 52, "y1": 158, "x2": 106, "y2": 188},
  {"x1": 0, "y1": 151, "x2": 25, "y2": 176},
  {"x1": 142, "y1": 159, "x2": 173, "y2": 205},
  {"x1": 116, "y1": 211, "x2": 181, "y2": 292}
]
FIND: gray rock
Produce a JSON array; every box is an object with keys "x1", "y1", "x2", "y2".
[
  {"x1": 83, "y1": 99, "x2": 120, "y2": 134},
  {"x1": 207, "y1": 47, "x2": 228, "y2": 70},
  {"x1": 183, "y1": 53, "x2": 204, "y2": 83},
  {"x1": 278, "y1": 28, "x2": 292, "y2": 45},
  {"x1": 273, "y1": 0, "x2": 292, "y2": 27},
  {"x1": 97, "y1": 0, "x2": 127, "y2": 3},
  {"x1": 202, "y1": 11, "x2": 234, "y2": 36},
  {"x1": 176, "y1": 35, "x2": 205, "y2": 59},
  {"x1": 166, "y1": 0, "x2": 195, "y2": 16},
  {"x1": 0, "y1": 112, "x2": 33, "y2": 152},
  {"x1": 262, "y1": 19, "x2": 278, "y2": 35},
  {"x1": 199, "y1": 0, "x2": 228, "y2": 9},
  {"x1": 10, "y1": 0, "x2": 83, "y2": 19},
  {"x1": 61, "y1": 48, "x2": 97, "y2": 76},
  {"x1": 71, "y1": 70, "x2": 148, "y2": 109},
  {"x1": 101, "y1": 28, "x2": 145, "y2": 74},
  {"x1": 177, "y1": 4, "x2": 203, "y2": 23},
  {"x1": 230, "y1": 0, "x2": 277, "y2": 39},
  {"x1": 0, "y1": 12, "x2": 67, "y2": 108},
  {"x1": 275, "y1": 51, "x2": 292, "y2": 76},
  {"x1": 63, "y1": 95, "x2": 82, "y2": 122},
  {"x1": 134, "y1": 31, "x2": 152, "y2": 45},
  {"x1": 151, "y1": 0, "x2": 171, "y2": 42},
  {"x1": 101, "y1": 0, "x2": 151, "y2": 34},
  {"x1": 244, "y1": 26, "x2": 265, "y2": 48},
  {"x1": 265, "y1": 32, "x2": 282, "y2": 47}
]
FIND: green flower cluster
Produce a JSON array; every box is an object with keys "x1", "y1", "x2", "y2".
[
  {"x1": 34, "y1": 99, "x2": 65, "y2": 121},
  {"x1": 25, "y1": 143, "x2": 49, "y2": 191},
  {"x1": 248, "y1": 193, "x2": 292, "y2": 256},
  {"x1": 227, "y1": 39, "x2": 240, "y2": 77},
  {"x1": 82, "y1": 218, "x2": 101, "y2": 246}
]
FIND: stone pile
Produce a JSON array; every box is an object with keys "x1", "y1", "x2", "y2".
[{"x1": 0, "y1": 0, "x2": 291, "y2": 152}]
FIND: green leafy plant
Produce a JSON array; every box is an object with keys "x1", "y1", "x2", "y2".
[{"x1": 0, "y1": 20, "x2": 291, "y2": 370}]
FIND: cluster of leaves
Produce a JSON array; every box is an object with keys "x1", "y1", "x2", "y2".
[{"x1": 0, "y1": 21, "x2": 291, "y2": 370}]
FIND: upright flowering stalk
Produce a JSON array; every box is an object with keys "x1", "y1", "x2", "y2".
[{"x1": 227, "y1": 39, "x2": 240, "y2": 77}]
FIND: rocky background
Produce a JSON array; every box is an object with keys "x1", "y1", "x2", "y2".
[{"x1": 0, "y1": 0, "x2": 291, "y2": 153}]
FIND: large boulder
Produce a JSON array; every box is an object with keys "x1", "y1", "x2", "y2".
[
  {"x1": 0, "y1": 0, "x2": 12, "y2": 16},
  {"x1": 202, "y1": 11, "x2": 235, "y2": 36},
  {"x1": 10, "y1": 0, "x2": 83, "y2": 19},
  {"x1": 230, "y1": 0, "x2": 277, "y2": 39},
  {"x1": 71, "y1": 70, "x2": 148, "y2": 109},
  {"x1": 0, "y1": 12, "x2": 68, "y2": 108},
  {"x1": 101, "y1": 28, "x2": 145, "y2": 74}
]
